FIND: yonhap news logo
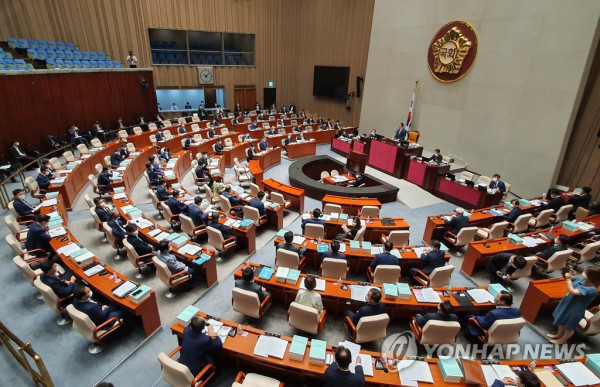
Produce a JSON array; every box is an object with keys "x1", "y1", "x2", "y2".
[{"x1": 381, "y1": 331, "x2": 417, "y2": 369}]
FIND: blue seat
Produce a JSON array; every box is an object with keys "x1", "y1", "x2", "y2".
[
  {"x1": 98, "y1": 61, "x2": 107, "y2": 68},
  {"x1": 55, "y1": 59, "x2": 65, "y2": 69},
  {"x1": 27, "y1": 48, "x2": 37, "y2": 59},
  {"x1": 26, "y1": 63, "x2": 34, "y2": 70},
  {"x1": 89, "y1": 60, "x2": 98, "y2": 68},
  {"x1": 113, "y1": 61, "x2": 123, "y2": 68},
  {"x1": 15, "y1": 59, "x2": 27, "y2": 70},
  {"x1": 64, "y1": 50, "x2": 73, "y2": 60},
  {"x1": 63, "y1": 60, "x2": 73, "y2": 69},
  {"x1": 89, "y1": 52, "x2": 98, "y2": 60},
  {"x1": 73, "y1": 51, "x2": 82, "y2": 60},
  {"x1": 72, "y1": 60, "x2": 82, "y2": 69},
  {"x1": 0, "y1": 51, "x2": 9, "y2": 59},
  {"x1": 46, "y1": 58, "x2": 56, "y2": 69},
  {"x1": 47, "y1": 41, "x2": 56, "y2": 50},
  {"x1": 56, "y1": 42, "x2": 65, "y2": 50},
  {"x1": 97, "y1": 52, "x2": 107, "y2": 60},
  {"x1": 28, "y1": 40, "x2": 39, "y2": 49},
  {"x1": 7, "y1": 38, "x2": 18, "y2": 50},
  {"x1": 46, "y1": 50, "x2": 56, "y2": 60},
  {"x1": 104, "y1": 60, "x2": 114, "y2": 68},
  {"x1": 81, "y1": 60, "x2": 90, "y2": 68},
  {"x1": 38, "y1": 41, "x2": 48, "y2": 49},
  {"x1": 65, "y1": 43, "x2": 75, "y2": 51},
  {"x1": 80, "y1": 52, "x2": 89, "y2": 60},
  {"x1": 36, "y1": 49, "x2": 47, "y2": 60},
  {"x1": 4, "y1": 59, "x2": 17, "y2": 69}
]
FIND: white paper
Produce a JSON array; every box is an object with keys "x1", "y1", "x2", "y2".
[
  {"x1": 555, "y1": 362, "x2": 600, "y2": 386},
  {"x1": 147, "y1": 228, "x2": 162, "y2": 237},
  {"x1": 57, "y1": 243, "x2": 80, "y2": 256},
  {"x1": 74, "y1": 251, "x2": 94, "y2": 263},
  {"x1": 84, "y1": 264, "x2": 104, "y2": 277},
  {"x1": 467, "y1": 289, "x2": 496, "y2": 304},
  {"x1": 491, "y1": 365, "x2": 516, "y2": 382},
  {"x1": 121, "y1": 205, "x2": 133, "y2": 212},
  {"x1": 398, "y1": 360, "x2": 434, "y2": 384},
  {"x1": 132, "y1": 218, "x2": 153, "y2": 229},
  {"x1": 422, "y1": 287, "x2": 442, "y2": 303},
  {"x1": 413, "y1": 247, "x2": 426, "y2": 257},
  {"x1": 339, "y1": 243, "x2": 347, "y2": 253},
  {"x1": 292, "y1": 236, "x2": 306, "y2": 245},
  {"x1": 300, "y1": 278, "x2": 326, "y2": 291},
  {"x1": 154, "y1": 232, "x2": 169, "y2": 241},
  {"x1": 178, "y1": 244, "x2": 201, "y2": 256},
  {"x1": 481, "y1": 364, "x2": 499, "y2": 387},
  {"x1": 371, "y1": 246, "x2": 382, "y2": 255},
  {"x1": 301, "y1": 213, "x2": 310, "y2": 220},
  {"x1": 113, "y1": 193, "x2": 127, "y2": 199},
  {"x1": 355, "y1": 354, "x2": 373, "y2": 376},
  {"x1": 224, "y1": 219, "x2": 236, "y2": 227},
  {"x1": 390, "y1": 249, "x2": 402, "y2": 258},
  {"x1": 42, "y1": 199, "x2": 57, "y2": 207},
  {"x1": 49, "y1": 227, "x2": 67, "y2": 237},
  {"x1": 350, "y1": 285, "x2": 380, "y2": 302},
  {"x1": 253, "y1": 335, "x2": 288, "y2": 359}
]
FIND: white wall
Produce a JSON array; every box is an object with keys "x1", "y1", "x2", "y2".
[{"x1": 360, "y1": 0, "x2": 600, "y2": 198}]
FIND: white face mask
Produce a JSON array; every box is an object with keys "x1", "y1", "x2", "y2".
[
  {"x1": 87, "y1": 290, "x2": 93, "y2": 299},
  {"x1": 18, "y1": 194, "x2": 25, "y2": 200},
  {"x1": 133, "y1": 231, "x2": 139, "y2": 237},
  {"x1": 583, "y1": 272, "x2": 588, "y2": 279}
]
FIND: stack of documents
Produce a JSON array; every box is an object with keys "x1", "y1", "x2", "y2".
[
  {"x1": 176, "y1": 305, "x2": 200, "y2": 326},
  {"x1": 309, "y1": 339, "x2": 327, "y2": 365},
  {"x1": 57, "y1": 243, "x2": 80, "y2": 256},
  {"x1": 413, "y1": 288, "x2": 441, "y2": 303},
  {"x1": 555, "y1": 362, "x2": 600, "y2": 386},
  {"x1": 466, "y1": 289, "x2": 495, "y2": 304},
  {"x1": 49, "y1": 227, "x2": 67, "y2": 237},
  {"x1": 398, "y1": 360, "x2": 434, "y2": 386},
  {"x1": 350, "y1": 285, "x2": 380, "y2": 302},
  {"x1": 253, "y1": 335, "x2": 288, "y2": 359},
  {"x1": 292, "y1": 235, "x2": 306, "y2": 245},
  {"x1": 179, "y1": 244, "x2": 202, "y2": 256},
  {"x1": 481, "y1": 364, "x2": 517, "y2": 387},
  {"x1": 289, "y1": 335, "x2": 308, "y2": 361},
  {"x1": 42, "y1": 198, "x2": 57, "y2": 207}
]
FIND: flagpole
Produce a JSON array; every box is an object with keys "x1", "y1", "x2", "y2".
[{"x1": 406, "y1": 80, "x2": 418, "y2": 131}]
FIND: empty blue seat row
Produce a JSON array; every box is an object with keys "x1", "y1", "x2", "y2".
[
  {"x1": 45, "y1": 59, "x2": 124, "y2": 69},
  {"x1": 0, "y1": 58, "x2": 32, "y2": 71},
  {"x1": 27, "y1": 49, "x2": 110, "y2": 61},
  {"x1": 8, "y1": 38, "x2": 76, "y2": 51}
]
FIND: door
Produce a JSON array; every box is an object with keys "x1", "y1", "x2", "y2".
[
  {"x1": 204, "y1": 87, "x2": 217, "y2": 109},
  {"x1": 264, "y1": 88, "x2": 276, "y2": 110},
  {"x1": 234, "y1": 87, "x2": 257, "y2": 110}
]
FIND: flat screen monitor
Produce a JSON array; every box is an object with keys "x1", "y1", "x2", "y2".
[{"x1": 313, "y1": 66, "x2": 350, "y2": 100}]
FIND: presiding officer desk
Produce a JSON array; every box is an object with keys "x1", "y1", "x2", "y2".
[
  {"x1": 234, "y1": 262, "x2": 493, "y2": 321},
  {"x1": 272, "y1": 234, "x2": 449, "y2": 276},
  {"x1": 42, "y1": 194, "x2": 161, "y2": 337},
  {"x1": 170, "y1": 311, "x2": 592, "y2": 387},
  {"x1": 461, "y1": 214, "x2": 600, "y2": 276}
]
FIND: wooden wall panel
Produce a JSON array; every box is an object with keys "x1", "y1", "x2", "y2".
[
  {"x1": 0, "y1": 70, "x2": 156, "y2": 157},
  {"x1": 0, "y1": 0, "x2": 374, "y2": 127}
]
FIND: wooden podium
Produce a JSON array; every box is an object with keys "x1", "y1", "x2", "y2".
[{"x1": 346, "y1": 150, "x2": 367, "y2": 173}]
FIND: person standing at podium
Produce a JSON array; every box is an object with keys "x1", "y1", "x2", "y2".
[
  {"x1": 394, "y1": 123, "x2": 407, "y2": 141},
  {"x1": 431, "y1": 149, "x2": 443, "y2": 164},
  {"x1": 488, "y1": 174, "x2": 506, "y2": 193}
]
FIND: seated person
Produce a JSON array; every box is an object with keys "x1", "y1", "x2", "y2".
[
  {"x1": 491, "y1": 368, "x2": 540, "y2": 387},
  {"x1": 283, "y1": 134, "x2": 294, "y2": 148},
  {"x1": 12, "y1": 188, "x2": 40, "y2": 217},
  {"x1": 36, "y1": 166, "x2": 51, "y2": 190},
  {"x1": 369, "y1": 129, "x2": 378, "y2": 139},
  {"x1": 249, "y1": 191, "x2": 267, "y2": 216},
  {"x1": 183, "y1": 135, "x2": 194, "y2": 150},
  {"x1": 155, "y1": 240, "x2": 199, "y2": 282},
  {"x1": 444, "y1": 207, "x2": 469, "y2": 235},
  {"x1": 97, "y1": 166, "x2": 113, "y2": 193},
  {"x1": 119, "y1": 142, "x2": 129, "y2": 158},
  {"x1": 156, "y1": 179, "x2": 170, "y2": 201},
  {"x1": 241, "y1": 133, "x2": 252, "y2": 142},
  {"x1": 301, "y1": 208, "x2": 326, "y2": 232},
  {"x1": 413, "y1": 300, "x2": 458, "y2": 328},
  {"x1": 295, "y1": 275, "x2": 323, "y2": 315},
  {"x1": 503, "y1": 199, "x2": 522, "y2": 224},
  {"x1": 461, "y1": 290, "x2": 521, "y2": 343},
  {"x1": 534, "y1": 235, "x2": 569, "y2": 270},
  {"x1": 94, "y1": 197, "x2": 111, "y2": 222},
  {"x1": 107, "y1": 210, "x2": 127, "y2": 246},
  {"x1": 145, "y1": 162, "x2": 160, "y2": 187},
  {"x1": 486, "y1": 253, "x2": 527, "y2": 284},
  {"x1": 293, "y1": 126, "x2": 302, "y2": 132},
  {"x1": 189, "y1": 196, "x2": 209, "y2": 227},
  {"x1": 214, "y1": 139, "x2": 224, "y2": 155},
  {"x1": 235, "y1": 266, "x2": 270, "y2": 301},
  {"x1": 167, "y1": 190, "x2": 189, "y2": 216},
  {"x1": 207, "y1": 211, "x2": 234, "y2": 240},
  {"x1": 276, "y1": 119, "x2": 285, "y2": 127},
  {"x1": 344, "y1": 288, "x2": 386, "y2": 326},
  {"x1": 321, "y1": 240, "x2": 347, "y2": 262},
  {"x1": 125, "y1": 224, "x2": 154, "y2": 261},
  {"x1": 409, "y1": 239, "x2": 445, "y2": 278},
  {"x1": 277, "y1": 230, "x2": 306, "y2": 257},
  {"x1": 541, "y1": 188, "x2": 565, "y2": 212},
  {"x1": 26, "y1": 215, "x2": 53, "y2": 258},
  {"x1": 335, "y1": 216, "x2": 362, "y2": 240},
  {"x1": 178, "y1": 316, "x2": 223, "y2": 376},
  {"x1": 431, "y1": 149, "x2": 443, "y2": 164},
  {"x1": 324, "y1": 346, "x2": 364, "y2": 386},
  {"x1": 158, "y1": 147, "x2": 172, "y2": 165},
  {"x1": 149, "y1": 155, "x2": 164, "y2": 175},
  {"x1": 258, "y1": 137, "x2": 269, "y2": 151},
  {"x1": 249, "y1": 122, "x2": 259, "y2": 130},
  {"x1": 265, "y1": 128, "x2": 275, "y2": 136},
  {"x1": 349, "y1": 172, "x2": 364, "y2": 187},
  {"x1": 40, "y1": 260, "x2": 76, "y2": 299},
  {"x1": 110, "y1": 149, "x2": 124, "y2": 168},
  {"x1": 212, "y1": 175, "x2": 227, "y2": 198},
  {"x1": 369, "y1": 241, "x2": 398, "y2": 271},
  {"x1": 222, "y1": 185, "x2": 243, "y2": 216},
  {"x1": 72, "y1": 285, "x2": 134, "y2": 337},
  {"x1": 155, "y1": 131, "x2": 164, "y2": 142},
  {"x1": 489, "y1": 174, "x2": 507, "y2": 193},
  {"x1": 333, "y1": 120, "x2": 341, "y2": 130},
  {"x1": 296, "y1": 132, "x2": 306, "y2": 141},
  {"x1": 178, "y1": 124, "x2": 187, "y2": 134},
  {"x1": 207, "y1": 127, "x2": 218, "y2": 138},
  {"x1": 570, "y1": 186, "x2": 592, "y2": 214}
]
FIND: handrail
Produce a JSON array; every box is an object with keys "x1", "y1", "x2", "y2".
[
  {"x1": 0, "y1": 144, "x2": 72, "y2": 209},
  {"x1": 0, "y1": 321, "x2": 54, "y2": 386}
]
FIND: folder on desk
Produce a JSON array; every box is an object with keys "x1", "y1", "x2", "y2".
[
  {"x1": 292, "y1": 235, "x2": 305, "y2": 245},
  {"x1": 556, "y1": 362, "x2": 600, "y2": 386},
  {"x1": 396, "y1": 283, "x2": 411, "y2": 300},
  {"x1": 192, "y1": 254, "x2": 211, "y2": 265},
  {"x1": 129, "y1": 284, "x2": 151, "y2": 304},
  {"x1": 459, "y1": 358, "x2": 485, "y2": 386},
  {"x1": 487, "y1": 283, "x2": 507, "y2": 298},
  {"x1": 452, "y1": 291, "x2": 473, "y2": 307},
  {"x1": 276, "y1": 229, "x2": 288, "y2": 238},
  {"x1": 317, "y1": 244, "x2": 328, "y2": 253},
  {"x1": 438, "y1": 356, "x2": 463, "y2": 383},
  {"x1": 361, "y1": 241, "x2": 371, "y2": 254},
  {"x1": 585, "y1": 353, "x2": 600, "y2": 377},
  {"x1": 257, "y1": 266, "x2": 275, "y2": 280},
  {"x1": 289, "y1": 335, "x2": 308, "y2": 361},
  {"x1": 383, "y1": 283, "x2": 398, "y2": 299},
  {"x1": 349, "y1": 240, "x2": 360, "y2": 252},
  {"x1": 113, "y1": 186, "x2": 125, "y2": 193},
  {"x1": 286, "y1": 269, "x2": 300, "y2": 285},
  {"x1": 309, "y1": 339, "x2": 326, "y2": 365},
  {"x1": 45, "y1": 191, "x2": 59, "y2": 199},
  {"x1": 176, "y1": 305, "x2": 200, "y2": 326},
  {"x1": 239, "y1": 218, "x2": 254, "y2": 228}
]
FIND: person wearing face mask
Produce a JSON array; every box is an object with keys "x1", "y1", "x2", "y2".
[
  {"x1": 344, "y1": 288, "x2": 386, "y2": 326},
  {"x1": 534, "y1": 235, "x2": 569, "y2": 271},
  {"x1": 73, "y1": 285, "x2": 134, "y2": 337},
  {"x1": 94, "y1": 197, "x2": 111, "y2": 222},
  {"x1": 461, "y1": 290, "x2": 521, "y2": 343},
  {"x1": 39, "y1": 260, "x2": 76, "y2": 299},
  {"x1": 125, "y1": 224, "x2": 154, "y2": 261},
  {"x1": 10, "y1": 141, "x2": 37, "y2": 168},
  {"x1": 155, "y1": 240, "x2": 199, "y2": 283},
  {"x1": 488, "y1": 174, "x2": 506, "y2": 193},
  {"x1": 369, "y1": 129, "x2": 378, "y2": 139},
  {"x1": 97, "y1": 166, "x2": 114, "y2": 193},
  {"x1": 26, "y1": 215, "x2": 54, "y2": 258},
  {"x1": 12, "y1": 188, "x2": 41, "y2": 218},
  {"x1": 547, "y1": 267, "x2": 600, "y2": 344}
]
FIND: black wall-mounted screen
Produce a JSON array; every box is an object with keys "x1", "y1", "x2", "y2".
[{"x1": 313, "y1": 66, "x2": 350, "y2": 100}]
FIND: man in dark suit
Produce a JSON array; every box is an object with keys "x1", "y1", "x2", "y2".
[
  {"x1": 197, "y1": 152, "x2": 209, "y2": 167},
  {"x1": 36, "y1": 166, "x2": 51, "y2": 190},
  {"x1": 486, "y1": 253, "x2": 527, "y2": 284},
  {"x1": 146, "y1": 162, "x2": 160, "y2": 187},
  {"x1": 46, "y1": 134, "x2": 61, "y2": 151},
  {"x1": 73, "y1": 285, "x2": 133, "y2": 337},
  {"x1": 67, "y1": 126, "x2": 91, "y2": 147},
  {"x1": 235, "y1": 266, "x2": 270, "y2": 301},
  {"x1": 189, "y1": 196, "x2": 208, "y2": 227},
  {"x1": 296, "y1": 132, "x2": 306, "y2": 141},
  {"x1": 39, "y1": 260, "x2": 76, "y2": 299},
  {"x1": 258, "y1": 137, "x2": 269, "y2": 151},
  {"x1": 246, "y1": 146, "x2": 256, "y2": 161},
  {"x1": 344, "y1": 288, "x2": 386, "y2": 325},
  {"x1": 207, "y1": 127, "x2": 218, "y2": 138},
  {"x1": 503, "y1": 199, "x2": 522, "y2": 224},
  {"x1": 119, "y1": 142, "x2": 129, "y2": 158},
  {"x1": 321, "y1": 240, "x2": 347, "y2": 262},
  {"x1": 277, "y1": 230, "x2": 306, "y2": 257},
  {"x1": 431, "y1": 149, "x2": 443, "y2": 164},
  {"x1": 97, "y1": 166, "x2": 113, "y2": 193},
  {"x1": 283, "y1": 134, "x2": 294, "y2": 148},
  {"x1": 333, "y1": 120, "x2": 341, "y2": 130},
  {"x1": 10, "y1": 141, "x2": 36, "y2": 166},
  {"x1": 167, "y1": 190, "x2": 189, "y2": 216},
  {"x1": 462, "y1": 291, "x2": 521, "y2": 343},
  {"x1": 489, "y1": 174, "x2": 507, "y2": 193},
  {"x1": 234, "y1": 103, "x2": 242, "y2": 114},
  {"x1": 301, "y1": 208, "x2": 326, "y2": 232},
  {"x1": 324, "y1": 346, "x2": 364, "y2": 386},
  {"x1": 369, "y1": 241, "x2": 399, "y2": 271},
  {"x1": 178, "y1": 316, "x2": 223, "y2": 376},
  {"x1": 410, "y1": 239, "x2": 446, "y2": 278},
  {"x1": 183, "y1": 135, "x2": 194, "y2": 150},
  {"x1": 110, "y1": 149, "x2": 124, "y2": 168},
  {"x1": 413, "y1": 300, "x2": 458, "y2": 328},
  {"x1": 241, "y1": 133, "x2": 252, "y2": 142},
  {"x1": 178, "y1": 123, "x2": 187, "y2": 134},
  {"x1": 116, "y1": 117, "x2": 126, "y2": 130},
  {"x1": 394, "y1": 123, "x2": 408, "y2": 141},
  {"x1": 12, "y1": 189, "x2": 40, "y2": 217},
  {"x1": 26, "y1": 215, "x2": 53, "y2": 257},
  {"x1": 276, "y1": 118, "x2": 285, "y2": 127},
  {"x1": 534, "y1": 235, "x2": 569, "y2": 270},
  {"x1": 265, "y1": 128, "x2": 275, "y2": 136},
  {"x1": 249, "y1": 122, "x2": 259, "y2": 130},
  {"x1": 542, "y1": 188, "x2": 565, "y2": 213},
  {"x1": 94, "y1": 197, "x2": 110, "y2": 222},
  {"x1": 214, "y1": 139, "x2": 223, "y2": 155},
  {"x1": 570, "y1": 186, "x2": 592, "y2": 214},
  {"x1": 125, "y1": 224, "x2": 154, "y2": 260},
  {"x1": 156, "y1": 179, "x2": 170, "y2": 201},
  {"x1": 107, "y1": 210, "x2": 127, "y2": 246},
  {"x1": 444, "y1": 208, "x2": 469, "y2": 235},
  {"x1": 207, "y1": 212, "x2": 234, "y2": 240},
  {"x1": 149, "y1": 155, "x2": 163, "y2": 175},
  {"x1": 223, "y1": 185, "x2": 243, "y2": 216},
  {"x1": 91, "y1": 121, "x2": 106, "y2": 142},
  {"x1": 289, "y1": 104, "x2": 296, "y2": 114},
  {"x1": 249, "y1": 191, "x2": 266, "y2": 216},
  {"x1": 349, "y1": 172, "x2": 364, "y2": 187}
]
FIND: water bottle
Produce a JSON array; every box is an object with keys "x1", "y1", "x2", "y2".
[
  {"x1": 238, "y1": 323, "x2": 244, "y2": 335},
  {"x1": 317, "y1": 236, "x2": 322, "y2": 245}
]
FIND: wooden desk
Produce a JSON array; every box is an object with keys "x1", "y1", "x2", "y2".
[
  {"x1": 366, "y1": 138, "x2": 423, "y2": 179},
  {"x1": 287, "y1": 141, "x2": 317, "y2": 159},
  {"x1": 321, "y1": 195, "x2": 381, "y2": 216},
  {"x1": 406, "y1": 158, "x2": 450, "y2": 191},
  {"x1": 303, "y1": 129, "x2": 337, "y2": 144},
  {"x1": 323, "y1": 173, "x2": 354, "y2": 186},
  {"x1": 223, "y1": 140, "x2": 258, "y2": 167},
  {"x1": 248, "y1": 160, "x2": 263, "y2": 188},
  {"x1": 44, "y1": 197, "x2": 161, "y2": 337},
  {"x1": 436, "y1": 178, "x2": 503, "y2": 210},
  {"x1": 256, "y1": 147, "x2": 282, "y2": 171},
  {"x1": 48, "y1": 141, "x2": 121, "y2": 210},
  {"x1": 520, "y1": 278, "x2": 570, "y2": 323},
  {"x1": 240, "y1": 193, "x2": 285, "y2": 230},
  {"x1": 331, "y1": 137, "x2": 351, "y2": 156},
  {"x1": 262, "y1": 178, "x2": 305, "y2": 213},
  {"x1": 234, "y1": 263, "x2": 494, "y2": 321},
  {"x1": 326, "y1": 217, "x2": 410, "y2": 244}
]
